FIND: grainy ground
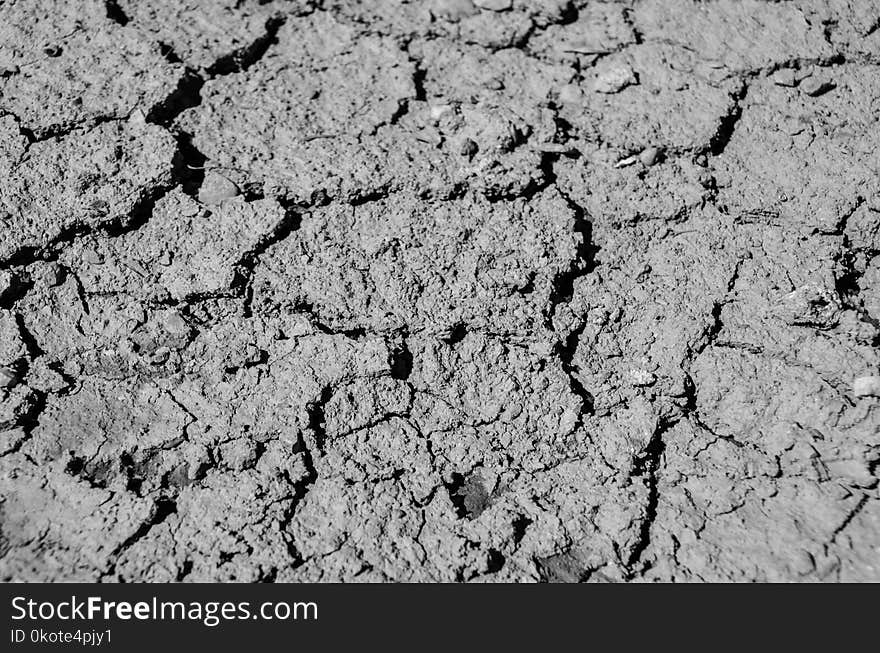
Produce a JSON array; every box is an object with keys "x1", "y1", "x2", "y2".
[{"x1": 0, "y1": 0, "x2": 878, "y2": 582}]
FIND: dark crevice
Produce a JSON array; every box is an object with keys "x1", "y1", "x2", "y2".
[
  {"x1": 206, "y1": 15, "x2": 284, "y2": 76},
  {"x1": 512, "y1": 514, "x2": 532, "y2": 544},
  {"x1": 544, "y1": 176, "x2": 599, "y2": 423},
  {"x1": 2, "y1": 316, "x2": 47, "y2": 456},
  {"x1": 174, "y1": 132, "x2": 209, "y2": 198},
  {"x1": 104, "y1": 0, "x2": 130, "y2": 26},
  {"x1": 486, "y1": 549, "x2": 505, "y2": 573},
  {"x1": 554, "y1": 320, "x2": 594, "y2": 419},
  {"x1": 103, "y1": 497, "x2": 177, "y2": 579},
  {"x1": 443, "y1": 323, "x2": 467, "y2": 346},
  {"x1": 706, "y1": 82, "x2": 748, "y2": 157},
  {"x1": 544, "y1": 186, "x2": 598, "y2": 329},
  {"x1": 175, "y1": 560, "x2": 193, "y2": 582},
  {"x1": 389, "y1": 335, "x2": 413, "y2": 381},
  {"x1": 626, "y1": 420, "x2": 668, "y2": 574},
  {"x1": 621, "y1": 6, "x2": 644, "y2": 46},
  {"x1": 237, "y1": 203, "x2": 304, "y2": 317},
  {"x1": 279, "y1": 384, "x2": 333, "y2": 568},
  {"x1": 146, "y1": 70, "x2": 204, "y2": 127},
  {"x1": 158, "y1": 42, "x2": 184, "y2": 65},
  {"x1": 64, "y1": 456, "x2": 110, "y2": 490},
  {"x1": 0, "y1": 271, "x2": 31, "y2": 310},
  {"x1": 1, "y1": 169, "x2": 180, "y2": 270},
  {"x1": 306, "y1": 386, "x2": 333, "y2": 455},
  {"x1": 834, "y1": 207, "x2": 880, "y2": 342},
  {"x1": 704, "y1": 259, "x2": 742, "y2": 352}
]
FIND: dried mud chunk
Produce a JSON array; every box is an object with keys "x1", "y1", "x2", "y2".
[
  {"x1": 325, "y1": 0, "x2": 566, "y2": 48},
  {"x1": 0, "y1": 384, "x2": 34, "y2": 430},
  {"x1": 633, "y1": 0, "x2": 833, "y2": 73},
  {"x1": 321, "y1": 417, "x2": 436, "y2": 499},
  {"x1": 197, "y1": 171, "x2": 240, "y2": 204},
  {"x1": 175, "y1": 323, "x2": 395, "y2": 445},
  {"x1": 712, "y1": 226, "x2": 861, "y2": 346},
  {"x1": 0, "y1": 310, "x2": 25, "y2": 367},
  {"x1": 560, "y1": 217, "x2": 740, "y2": 432},
  {"x1": 62, "y1": 189, "x2": 288, "y2": 301},
  {"x1": 555, "y1": 152, "x2": 708, "y2": 225},
  {"x1": 0, "y1": 119, "x2": 178, "y2": 263},
  {"x1": 643, "y1": 376, "x2": 879, "y2": 581},
  {"x1": 0, "y1": 455, "x2": 155, "y2": 581},
  {"x1": 22, "y1": 378, "x2": 192, "y2": 481},
  {"x1": 843, "y1": 203, "x2": 880, "y2": 254},
  {"x1": 14, "y1": 277, "x2": 194, "y2": 382},
  {"x1": 252, "y1": 188, "x2": 579, "y2": 334},
  {"x1": 0, "y1": 0, "x2": 184, "y2": 136},
  {"x1": 592, "y1": 62, "x2": 638, "y2": 94},
  {"x1": 795, "y1": 0, "x2": 880, "y2": 59},
  {"x1": 286, "y1": 332, "x2": 644, "y2": 580},
  {"x1": 0, "y1": 115, "x2": 28, "y2": 165},
  {"x1": 116, "y1": 0, "x2": 308, "y2": 71},
  {"x1": 560, "y1": 43, "x2": 739, "y2": 153},
  {"x1": 324, "y1": 377, "x2": 413, "y2": 438},
  {"x1": 407, "y1": 333, "x2": 583, "y2": 472},
  {"x1": 113, "y1": 469, "x2": 303, "y2": 582},
  {"x1": 178, "y1": 12, "x2": 416, "y2": 201},
  {"x1": 691, "y1": 347, "x2": 877, "y2": 462},
  {"x1": 415, "y1": 37, "x2": 572, "y2": 164},
  {"x1": 529, "y1": 2, "x2": 637, "y2": 64},
  {"x1": 181, "y1": 13, "x2": 563, "y2": 200},
  {"x1": 288, "y1": 477, "x2": 445, "y2": 581},
  {"x1": 799, "y1": 75, "x2": 836, "y2": 98},
  {"x1": 714, "y1": 65, "x2": 880, "y2": 233}
]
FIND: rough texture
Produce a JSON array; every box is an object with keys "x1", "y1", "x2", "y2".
[{"x1": 0, "y1": 0, "x2": 878, "y2": 583}]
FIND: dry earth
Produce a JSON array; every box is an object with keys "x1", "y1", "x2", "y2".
[{"x1": 1, "y1": 0, "x2": 879, "y2": 582}]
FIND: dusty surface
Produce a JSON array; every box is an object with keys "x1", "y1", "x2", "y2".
[{"x1": 1, "y1": 0, "x2": 878, "y2": 582}]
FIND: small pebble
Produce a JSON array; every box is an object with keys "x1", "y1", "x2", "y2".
[
  {"x1": 799, "y1": 76, "x2": 835, "y2": 97},
  {"x1": 198, "y1": 171, "x2": 240, "y2": 205},
  {"x1": 853, "y1": 375, "x2": 880, "y2": 398},
  {"x1": 593, "y1": 64, "x2": 638, "y2": 94},
  {"x1": 639, "y1": 146, "x2": 662, "y2": 167},
  {"x1": 771, "y1": 68, "x2": 798, "y2": 87}
]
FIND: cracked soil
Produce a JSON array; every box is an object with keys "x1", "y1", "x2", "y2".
[{"x1": 1, "y1": 0, "x2": 879, "y2": 582}]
